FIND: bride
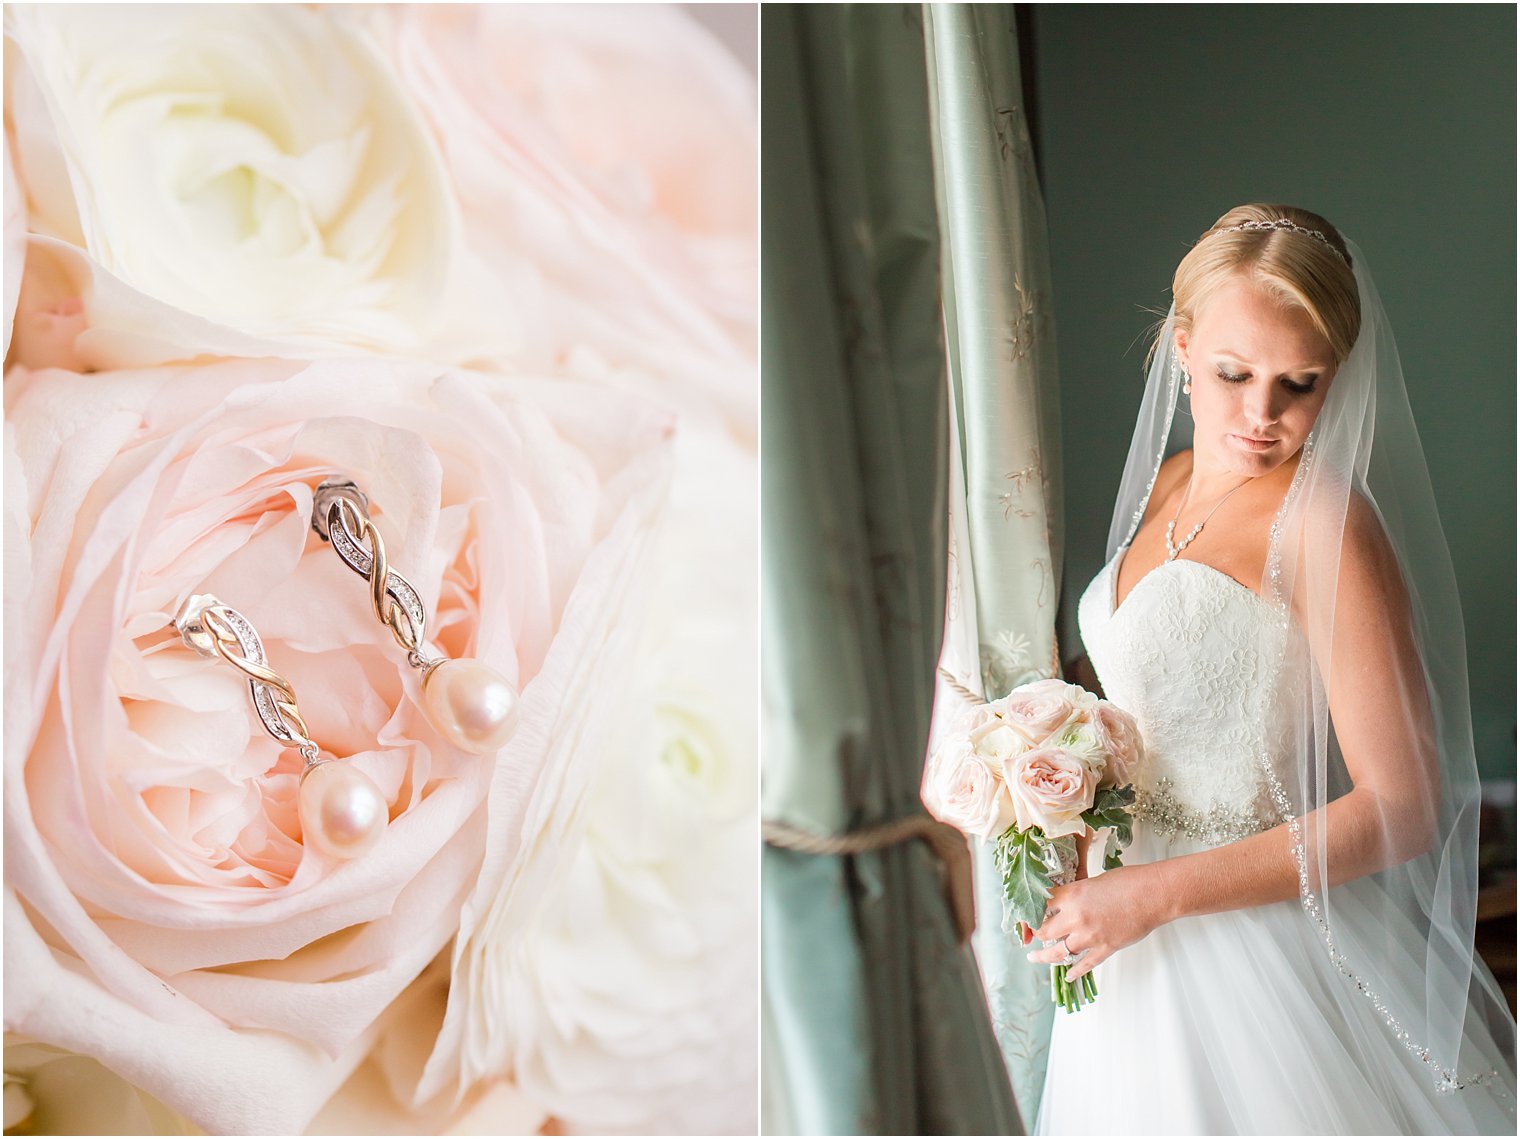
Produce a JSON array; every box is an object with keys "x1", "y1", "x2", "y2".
[{"x1": 1028, "y1": 205, "x2": 1517, "y2": 1134}]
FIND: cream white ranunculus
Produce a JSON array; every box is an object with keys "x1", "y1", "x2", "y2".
[
  {"x1": 3, "y1": 1037, "x2": 194, "y2": 1136},
  {"x1": 4, "y1": 5, "x2": 490, "y2": 360},
  {"x1": 414, "y1": 424, "x2": 758, "y2": 1135}
]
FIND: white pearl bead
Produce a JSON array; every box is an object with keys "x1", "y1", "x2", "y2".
[
  {"x1": 422, "y1": 658, "x2": 520, "y2": 754},
  {"x1": 298, "y1": 761, "x2": 387, "y2": 859}
]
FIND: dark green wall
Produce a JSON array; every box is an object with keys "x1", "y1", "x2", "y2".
[{"x1": 1026, "y1": 4, "x2": 1516, "y2": 781}]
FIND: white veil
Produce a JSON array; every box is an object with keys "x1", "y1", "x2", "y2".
[{"x1": 1107, "y1": 224, "x2": 1517, "y2": 1107}]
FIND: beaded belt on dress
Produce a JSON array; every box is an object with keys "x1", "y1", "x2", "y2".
[{"x1": 1132, "y1": 777, "x2": 1270, "y2": 845}]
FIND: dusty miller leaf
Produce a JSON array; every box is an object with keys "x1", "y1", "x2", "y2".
[
  {"x1": 994, "y1": 828, "x2": 1054, "y2": 930},
  {"x1": 1082, "y1": 784, "x2": 1136, "y2": 848}
]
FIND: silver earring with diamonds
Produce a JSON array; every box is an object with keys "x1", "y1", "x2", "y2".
[
  {"x1": 311, "y1": 478, "x2": 521, "y2": 755},
  {"x1": 173, "y1": 594, "x2": 388, "y2": 859}
]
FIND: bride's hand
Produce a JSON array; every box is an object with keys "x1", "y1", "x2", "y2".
[{"x1": 1026, "y1": 863, "x2": 1165, "y2": 983}]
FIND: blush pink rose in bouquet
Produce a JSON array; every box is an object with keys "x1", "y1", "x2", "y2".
[
  {"x1": 923, "y1": 737, "x2": 1016, "y2": 841},
  {"x1": 1090, "y1": 698, "x2": 1146, "y2": 788},
  {"x1": 3, "y1": 356, "x2": 672, "y2": 1133},
  {"x1": 1003, "y1": 745, "x2": 1097, "y2": 839},
  {"x1": 922, "y1": 678, "x2": 1142, "y2": 1012}
]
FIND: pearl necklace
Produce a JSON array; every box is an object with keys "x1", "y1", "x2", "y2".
[{"x1": 1165, "y1": 476, "x2": 1250, "y2": 561}]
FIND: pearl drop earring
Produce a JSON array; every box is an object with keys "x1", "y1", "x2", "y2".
[
  {"x1": 312, "y1": 478, "x2": 521, "y2": 755},
  {"x1": 173, "y1": 594, "x2": 388, "y2": 859}
]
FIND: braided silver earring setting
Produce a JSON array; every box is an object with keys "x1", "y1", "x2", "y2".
[
  {"x1": 313, "y1": 478, "x2": 521, "y2": 755},
  {"x1": 173, "y1": 594, "x2": 388, "y2": 859}
]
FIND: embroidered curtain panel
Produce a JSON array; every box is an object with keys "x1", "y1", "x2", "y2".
[
  {"x1": 760, "y1": 4, "x2": 1021, "y2": 1134},
  {"x1": 924, "y1": 5, "x2": 1066, "y2": 1123}
]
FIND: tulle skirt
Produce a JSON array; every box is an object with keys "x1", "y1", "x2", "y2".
[{"x1": 1035, "y1": 828, "x2": 1518, "y2": 1136}]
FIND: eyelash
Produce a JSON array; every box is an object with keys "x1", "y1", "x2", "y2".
[{"x1": 1215, "y1": 366, "x2": 1317, "y2": 395}]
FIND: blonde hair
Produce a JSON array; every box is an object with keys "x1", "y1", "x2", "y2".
[{"x1": 1146, "y1": 204, "x2": 1361, "y2": 369}]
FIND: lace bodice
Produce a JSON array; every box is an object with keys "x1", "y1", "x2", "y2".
[{"x1": 1077, "y1": 549, "x2": 1302, "y2": 847}]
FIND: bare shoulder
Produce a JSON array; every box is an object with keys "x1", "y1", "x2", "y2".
[{"x1": 1300, "y1": 489, "x2": 1409, "y2": 612}]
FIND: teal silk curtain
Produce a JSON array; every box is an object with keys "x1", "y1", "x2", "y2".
[
  {"x1": 924, "y1": 6, "x2": 1066, "y2": 1124},
  {"x1": 760, "y1": 4, "x2": 1021, "y2": 1134}
]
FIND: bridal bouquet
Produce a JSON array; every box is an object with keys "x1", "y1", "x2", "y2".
[
  {"x1": 3, "y1": 5, "x2": 755, "y2": 1135},
  {"x1": 923, "y1": 679, "x2": 1141, "y2": 1012}
]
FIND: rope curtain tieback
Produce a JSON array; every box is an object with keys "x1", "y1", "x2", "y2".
[
  {"x1": 937, "y1": 632, "x2": 1063, "y2": 706},
  {"x1": 763, "y1": 815, "x2": 976, "y2": 944}
]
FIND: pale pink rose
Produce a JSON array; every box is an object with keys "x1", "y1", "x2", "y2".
[
  {"x1": 387, "y1": 4, "x2": 757, "y2": 435},
  {"x1": 998, "y1": 682, "x2": 1082, "y2": 745},
  {"x1": 3, "y1": 138, "x2": 23, "y2": 358},
  {"x1": 1017, "y1": 676, "x2": 1099, "y2": 713},
  {"x1": 306, "y1": 954, "x2": 552, "y2": 1135},
  {"x1": 1091, "y1": 700, "x2": 1145, "y2": 788},
  {"x1": 924, "y1": 737, "x2": 1016, "y2": 840},
  {"x1": 943, "y1": 700, "x2": 1005, "y2": 737},
  {"x1": 1003, "y1": 746, "x2": 1097, "y2": 839},
  {"x1": 3, "y1": 355, "x2": 671, "y2": 1135}
]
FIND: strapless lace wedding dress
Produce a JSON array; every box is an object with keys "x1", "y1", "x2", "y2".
[{"x1": 1033, "y1": 549, "x2": 1517, "y2": 1135}]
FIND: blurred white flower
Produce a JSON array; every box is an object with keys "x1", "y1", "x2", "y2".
[
  {"x1": 4, "y1": 4, "x2": 510, "y2": 365},
  {"x1": 417, "y1": 424, "x2": 757, "y2": 1135},
  {"x1": 3, "y1": 1037, "x2": 195, "y2": 1135}
]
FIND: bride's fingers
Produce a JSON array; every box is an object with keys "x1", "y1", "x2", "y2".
[
  {"x1": 1025, "y1": 942, "x2": 1073, "y2": 966},
  {"x1": 1065, "y1": 947, "x2": 1105, "y2": 982},
  {"x1": 1074, "y1": 831, "x2": 1091, "y2": 881}
]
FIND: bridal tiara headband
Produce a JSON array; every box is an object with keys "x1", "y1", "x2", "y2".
[{"x1": 1210, "y1": 218, "x2": 1350, "y2": 266}]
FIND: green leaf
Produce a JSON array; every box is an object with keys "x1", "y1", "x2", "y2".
[
  {"x1": 994, "y1": 828, "x2": 1054, "y2": 929},
  {"x1": 1082, "y1": 784, "x2": 1136, "y2": 848}
]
